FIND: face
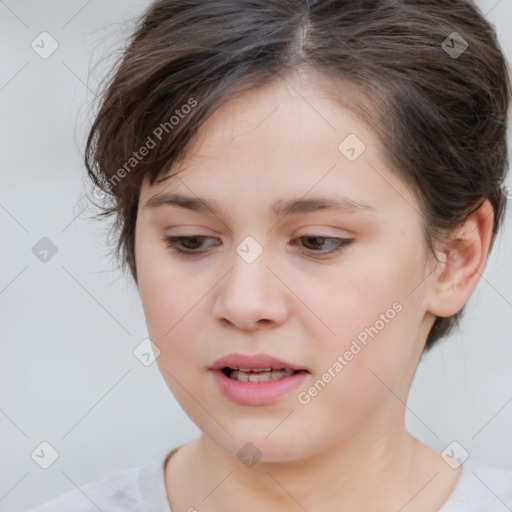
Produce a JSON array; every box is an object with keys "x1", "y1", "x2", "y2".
[{"x1": 134, "y1": 71, "x2": 436, "y2": 462}]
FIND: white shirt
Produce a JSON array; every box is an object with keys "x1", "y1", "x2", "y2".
[{"x1": 26, "y1": 447, "x2": 512, "y2": 511}]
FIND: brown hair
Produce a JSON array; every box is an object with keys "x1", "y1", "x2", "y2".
[{"x1": 85, "y1": 0, "x2": 511, "y2": 351}]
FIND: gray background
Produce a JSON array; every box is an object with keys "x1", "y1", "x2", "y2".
[{"x1": 0, "y1": 1, "x2": 511, "y2": 510}]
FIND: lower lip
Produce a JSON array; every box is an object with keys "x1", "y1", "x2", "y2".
[{"x1": 211, "y1": 369, "x2": 308, "y2": 406}]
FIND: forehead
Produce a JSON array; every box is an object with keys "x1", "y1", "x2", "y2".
[
  {"x1": 138, "y1": 73, "x2": 420, "y2": 223},
  {"x1": 183, "y1": 73, "x2": 368, "y2": 155}
]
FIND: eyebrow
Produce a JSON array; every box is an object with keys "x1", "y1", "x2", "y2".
[{"x1": 143, "y1": 192, "x2": 378, "y2": 218}]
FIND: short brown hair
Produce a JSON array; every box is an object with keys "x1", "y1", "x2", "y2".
[{"x1": 85, "y1": 0, "x2": 511, "y2": 351}]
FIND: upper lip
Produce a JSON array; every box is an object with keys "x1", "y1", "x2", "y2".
[{"x1": 210, "y1": 352, "x2": 308, "y2": 372}]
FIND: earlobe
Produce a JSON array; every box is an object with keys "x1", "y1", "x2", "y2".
[{"x1": 426, "y1": 199, "x2": 494, "y2": 318}]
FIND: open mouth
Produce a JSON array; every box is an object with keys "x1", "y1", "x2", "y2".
[{"x1": 221, "y1": 367, "x2": 302, "y2": 383}]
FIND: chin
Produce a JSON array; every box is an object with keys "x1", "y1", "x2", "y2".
[{"x1": 204, "y1": 424, "x2": 326, "y2": 465}]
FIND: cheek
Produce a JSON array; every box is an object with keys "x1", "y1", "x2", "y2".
[
  {"x1": 298, "y1": 304, "x2": 416, "y2": 436},
  {"x1": 315, "y1": 247, "x2": 422, "y2": 383},
  {"x1": 135, "y1": 233, "x2": 210, "y2": 372},
  {"x1": 317, "y1": 265, "x2": 398, "y2": 348},
  {"x1": 135, "y1": 229, "x2": 182, "y2": 338}
]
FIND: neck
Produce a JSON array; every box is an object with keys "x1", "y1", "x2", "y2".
[{"x1": 186, "y1": 419, "x2": 427, "y2": 511}]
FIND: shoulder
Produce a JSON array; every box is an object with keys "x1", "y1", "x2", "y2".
[
  {"x1": 25, "y1": 448, "x2": 176, "y2": 512},
  {"x1": 440, "y1": 458, "x2": 512, "y2": 512}
]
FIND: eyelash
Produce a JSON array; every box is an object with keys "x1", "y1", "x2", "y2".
[{"x1": 162, "y1": 235, "x2": 353, "y2": 258}]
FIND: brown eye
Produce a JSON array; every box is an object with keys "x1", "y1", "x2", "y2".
[
  {"x1": 163, "y1": 236, "x2": 217, "y2": 255},
  {"x1": 162, "y1": 235, "x2": 353, "y2": 259},
  {"x1": 294, "y1": 236, "x2": 354, "y2": 257}
]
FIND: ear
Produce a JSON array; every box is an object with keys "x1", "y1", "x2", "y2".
[{"x1": 425, "y1": 199, "x2": 495, "y2": 318}]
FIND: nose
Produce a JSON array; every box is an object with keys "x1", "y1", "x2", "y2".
[{"x1": 212, "y1": 248, "x2": 288, "y2": 331}]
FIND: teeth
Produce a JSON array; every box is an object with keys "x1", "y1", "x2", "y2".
[
  {"x1": 228, "y1": 368, "x2": 296, "y2": 382},
  {"x1": 237, "y1": 367, "x2": 272, "y2": 371}
]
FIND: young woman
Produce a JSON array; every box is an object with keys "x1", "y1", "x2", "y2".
[{"x1": 29, "y1": 0, "x2": 512, "y2": 510}]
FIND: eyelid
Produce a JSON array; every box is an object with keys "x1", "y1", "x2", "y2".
[{"x1": 162, "y1": 234, "x2": 354, "y2": 258}]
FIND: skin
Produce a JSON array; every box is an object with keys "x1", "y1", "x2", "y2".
[{"x1": 134, "y1": 69, "x2": 494, "y2": 511}]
